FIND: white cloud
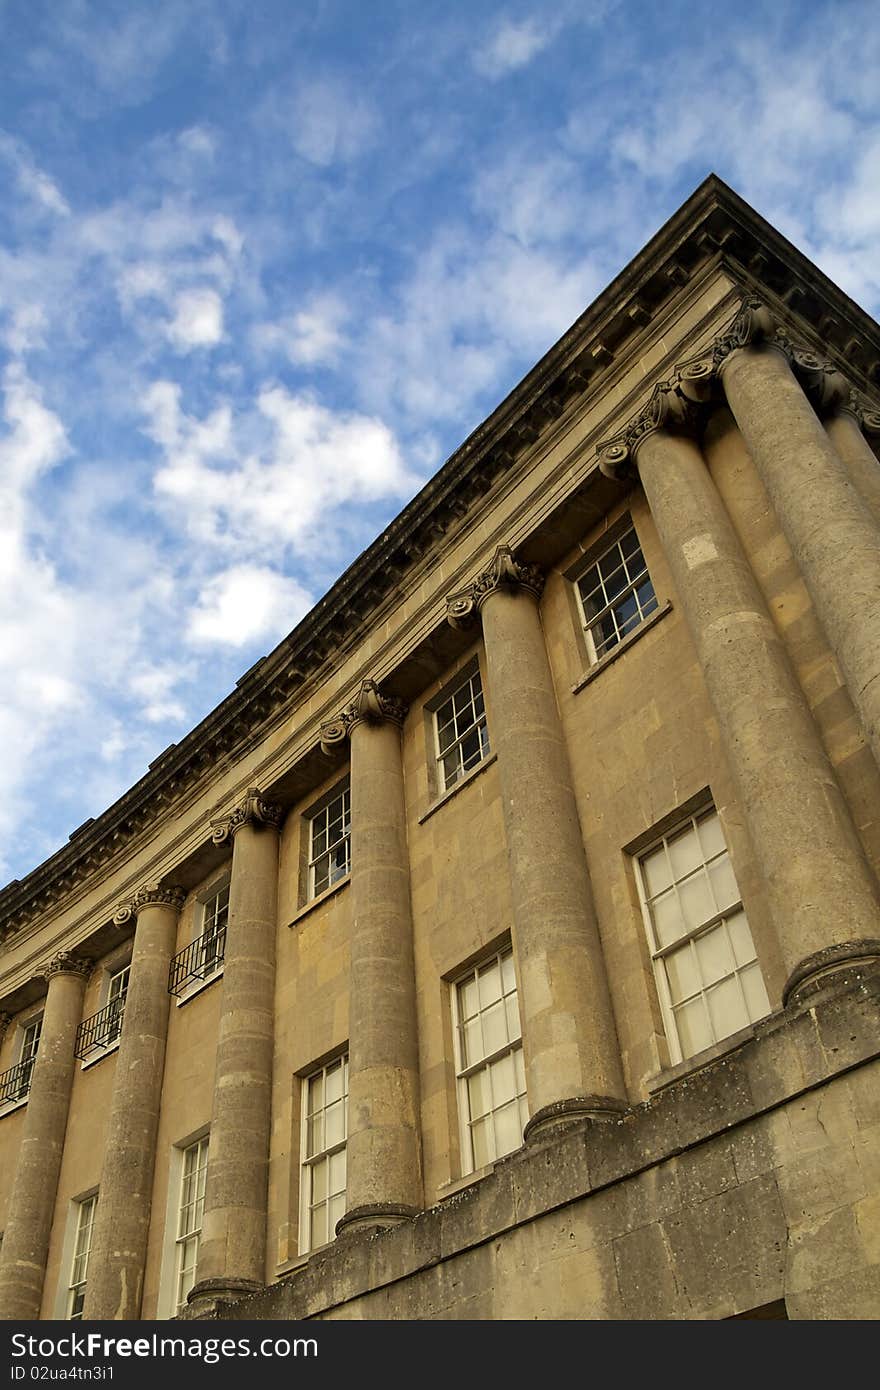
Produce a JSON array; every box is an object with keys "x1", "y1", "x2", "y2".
[
  {"x1": 284, "y1": 80, "x2": 379, "y2": 166},
  {"x1": 146, "y1": 380, "x2": 417, "y2": 553},
  {"x1": 166, "y1": 287, "x2": 224, "y2": 351},
  {"x1": 254, "y1": 294, "x2": 347, "y2": 367},
  {"x1": 472, "y1": 17, "x2": 554, "y2": 78},
  {"x1": 187, "y1": 565, "x2": 313, "y2": 647}
]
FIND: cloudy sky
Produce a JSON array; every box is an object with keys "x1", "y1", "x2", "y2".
[{"x1": 1, "y1": 0, "x2": 879, "y2": 886}]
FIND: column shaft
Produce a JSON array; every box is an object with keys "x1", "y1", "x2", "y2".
[
  {"x1": 721, "y1": 343, "x2": 880, "y2": 771},
  {"x1": 479, "y1": 584, "x2": 625, "y2": 1136},
  {"x1": 635, "y1": 428, "x2": 880, "y2": 999},
  {"x1": 191, "y1": 804, "x2": 279, "y2": 1305},
  {"x1": 83, "y1": 892, "x2": 182, "y2": 1320},
  {"x1": 0, "y1": 958, "x2": 89, "y2": 1320},
  {"x1": 824, "y1": 410, "x2": 880, "y2": 530},
  {"x1": 341, "y1": 714, "x2": 421, "y2": 1231}
]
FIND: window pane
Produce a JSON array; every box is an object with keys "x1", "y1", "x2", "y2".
[
  {"x1": 493, "y1": 1100, "x2": 522, "y2": 1159},
  {"x1": 328, "y1": 1149, "x2": 346, "y2": 1195},
  {"x1": 471, "y1": 1116, "x2": 493, "y2": 1169},
  {"x1": 310, "y1": 1158, "x2": 327, "y2": 1205},
  {"x1": 642, "y1": 845, "x2": 671, "y2": 897},
  {"x1": 477, "y1": 960, "x2": 502, "y2": 1007},
  {"x1": 668, "y1": 825, "x2": 702, "y2": 880},
  {"x1": 694, "y1": 923, "x2": 736, "y2": 986},
  {"x1": 651, "y1": 889, "x2": 684, "y2": 948},
  {"x1": 740, "y1": 961, "x2": 771, "y2": 1021},
  {"x1": 481, "y1": 1000, "x2": 507, "y2": 1056},
  {"x1": 490, "y1": 1052, "x2": 516, "y2": 1106},
  {"x1": 467, "y1": 1069, "x2": 491, "y2": 1120},
  {"x1": 310, "y1": 1203, "x2": 328, "y2": 1250},
  {"x1": 727, "y1": 910, "x2": 757, "y2": 967},
  {"x1": 325, "y1": 1100, "x2": 345, "y2": 1148},
  {"x1": 697, "y1": 811, "x2": 726, "y2": 860},
  {"x1": 674, "y1": 996, "x2": 713, "y2": 1057},
  {"x1": 504, "y1": 992, "x2": 521, "y2": 1042},
  {"x1": 462, "y1": 1016, "x2": 483, "y2": 1068},
  {"x1": 664, "y1": 942, "x2": 701, "y2": 1005},
  {"x1": 706, "y1": 975, "x2": 749, "y2": 1039},
  {"x1": 709, "y1": 856, "x2": 739, "y2": 912},
  {"x1": 678, "y1": 871, "x2": 714, "y2": 931}
]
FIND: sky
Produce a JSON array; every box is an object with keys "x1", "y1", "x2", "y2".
[{"x1": 1, "y1": 0, "x2": 879, "y2": 887}]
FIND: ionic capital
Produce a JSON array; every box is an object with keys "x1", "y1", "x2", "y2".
[
  {"x1": 597, "y1": 293, "x2": 879, "y2": 475},
  {"x1": 210, "y1": 789, "x2": 283, "y2": 845},
  {"x1": 446, "y1": 545, "x2": 545, "y2": 628},
  {"x1": 113, "y1": 884, "x2": 187, "y2": 924},
  {"x1": 43, "y1": 950, "x2": 93, "y2": 982},
  {"x1": 320, "y1": 679, "x2": 408, "y2": 754},
  {"x1": 597, "y1": 380, "x2": 704, "y2": 480}
]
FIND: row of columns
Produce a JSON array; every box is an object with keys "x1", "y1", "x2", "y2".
[
  {"x1": 598, "y1": 296, "x2": 880, "y2": 1003},
  {"x1": 2, "y1": 295, "x2": 878, "y2": 1320}
]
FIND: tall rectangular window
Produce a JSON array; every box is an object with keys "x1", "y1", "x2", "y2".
[
  {"x1": 308, "y1": 788, "x2": 351, "y2": 899},
  {"x1": 175, "y1": 1136, "x2": 208, "y2": 1314},
  {"x1": 67, "y1": 1194, "x2": 97, "y2": 1320},
  {"x1": 300, "y1": 1056, "x2": 348, "y2": 1253},
  {"x1": 434, "y1": 668, "x2": 490, "y2": 792},
  {"x1": 576, "y1": 522, "x2": 658, "y2": 663},
  {"x1": 453, "y1": 948, "x2": 528, "y2": 1173},
  {"x1": 105, "y1": 966, "x2": 129, "y2": 1044},
  {"x1": 635, "y1": 806, "x2": 771, "y2": 1063},
  {"x1": 199, "y1": 883, "x2": 229, "y2": 977}
]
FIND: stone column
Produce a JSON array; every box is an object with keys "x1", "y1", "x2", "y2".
[
  {"x1": 188, "y1": 788, "x2": 281, "y2": 1310},
  {"x1": 597, "y1": 389, "x2": 880, "y2": 1004},
  {"x1": 0, "y1": 952, "x2": 91, "y2": 1321},
  {"x1": 83, "y1": 885, "x2": 185, "y2": 1320},
  {"x1": 718, "y1": 312, "x2": 880, "y2": 776},
  {"x1": 320, "y1": 680, "x2": 422, "y2": 1235},
  {"x1": 823, "y1": 395, "x2": 880, "y2": 529},
  {"x1": 447, "y1": 550, "x2": 626, "y2": 1139}
]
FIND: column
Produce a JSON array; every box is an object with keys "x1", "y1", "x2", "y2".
[
  {"x1": 718, "y1": 313, "x2": 880, "y2": 775},
  {"x1": 0, "y1": 952, "x2": 91, "y2": 1321},
  {"x1": 447, "y1": 550, "x2": 626, "y2": 1139},
  {"x1": 823, "y1": 397, "x2": 880, "y2": 529},
  {"x1": 598, "y1": 398, "x2": 880, "y2": 1005},
  {"x1": 188, "y1": 788, "x2": 281, "y2": 1310},
  {"x1": 320, "y1": 680, "x2": 422, "y2": 1235},
  {"x1": 83, "y1": 886, "x2": 185, "y2": 1320}
]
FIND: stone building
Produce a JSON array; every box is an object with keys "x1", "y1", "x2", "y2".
[{"x1": 0, "y1": 175, "x2": 878, "y2": 1323}]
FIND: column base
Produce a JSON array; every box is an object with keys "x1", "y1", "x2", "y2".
[
  {"x1": 782, "y1": 940, "x2": 880, "y2": 1008},
  {"x1": 185, "y1": 1277, "x2": 265, "y2": 1317},
  {"x1": 335, "y1": 1203, "x2": 420, "y2": 1238},
  {"x1": 523, "y1": 1095, "x2": 627, "y2": 1144}
]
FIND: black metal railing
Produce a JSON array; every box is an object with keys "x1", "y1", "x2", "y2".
[
  {"x1": 0, "y1": 1056, "x2": 36, "y2": 1106},
  {"x1": 168, "y1": 926, "x2": 226, "y2": 996},
  {"x1": 74, "y1": 997, "x2": 126, "y2": 1060}
]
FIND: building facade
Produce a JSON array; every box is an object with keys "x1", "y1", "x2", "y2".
[{"x1": 0, "y1": 176, "x2": 879, "y2": 1322}]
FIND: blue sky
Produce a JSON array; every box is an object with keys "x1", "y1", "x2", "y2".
[{"x1": 1, "y1": 0, "x2": 879, "y2": 886}]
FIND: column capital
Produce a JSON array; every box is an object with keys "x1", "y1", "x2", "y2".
[
  {"x1": 42, "y1": 950, "x2": 93, "y2": 982},
  {"x1": 210, "y1": 789, "x2": 283, "y2": 845},
  {"x1": 446, "y1": 545, "x2": 545, "y2": 629},
  {"x1": 320, "y1": 679, "x2": 408, "y2": 754},
  {"x1": 597, "y1": 293, "x2": 879, "y2": 476},
  {"x1": 112, "y1": 884, "x2": 186, "y2": 924}
]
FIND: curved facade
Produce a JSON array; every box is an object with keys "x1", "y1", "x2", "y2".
[{"x1": 1, "y1": 176, "x2": 879, "y2": 1321}]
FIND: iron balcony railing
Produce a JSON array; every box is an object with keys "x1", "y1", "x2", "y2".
[
  {"x1": 74, "y1": 997, "x2": 126, "y2": 1060},
  {"x1": 0, "y1": 1055, "x2": 36, "y2": 1106},
  {"x1": 168, "y1": 925, "x2": 226, "y2": 996}
]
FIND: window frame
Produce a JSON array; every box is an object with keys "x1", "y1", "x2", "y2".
[
  {"x1": 451, "y1": 946, "x2": 528, "y2": 1176},
  {"x1": 0, "y1": 1014, "x2": 43, "y2": 1111},
  {"x1": 172, "y1": 1134, "x2": 209, "y2": 1315},
  {"x1": 573, "y1": 518, "x2": 659, "y2": 666},
  {"x1": 430, "y1": 661, "x2": 491, "y2": 796},
  {"x1": 299, "y1": 1054, "x2": 349, "y2": 1254},
  {"x1": 634, "y1": 804, "x2": 770, "y2": 1065},
  {"x1": 306, "y1": 783, "x2": 351, "y2": 903},
  {"x1": 169, "y1": 876, "x2": 229, "y2": 1001},
  {"x1": 65, "y1": 1193, "x2": 97, "y2": 1320}
]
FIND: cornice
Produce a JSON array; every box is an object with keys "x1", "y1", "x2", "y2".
[{"x1": 3, "y1": 177, "x2": 880, "y2": 943}]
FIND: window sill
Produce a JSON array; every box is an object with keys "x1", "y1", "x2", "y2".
[
  {"x1": 288, "y1": 874, "x2": 350, "y2": 928},
  {"x1": 175, "y1": 966, "x2": 224, "y2": 1007},
  {"x1": 418, "y1": 752, "x2": 498, "y2": 826},
  {"x1": 645, "y1": 1016, "x2": 767, "y2": 1095},
  {"x1": 0, "y1": 1096, "x2": 28, "y2": 1119},
  {"x1": 572, "y1": 600, "x2": 673, "y2": 694},
  {"x1": 81, "y1": 1039, "x2": 121, "y2": 1070}
]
